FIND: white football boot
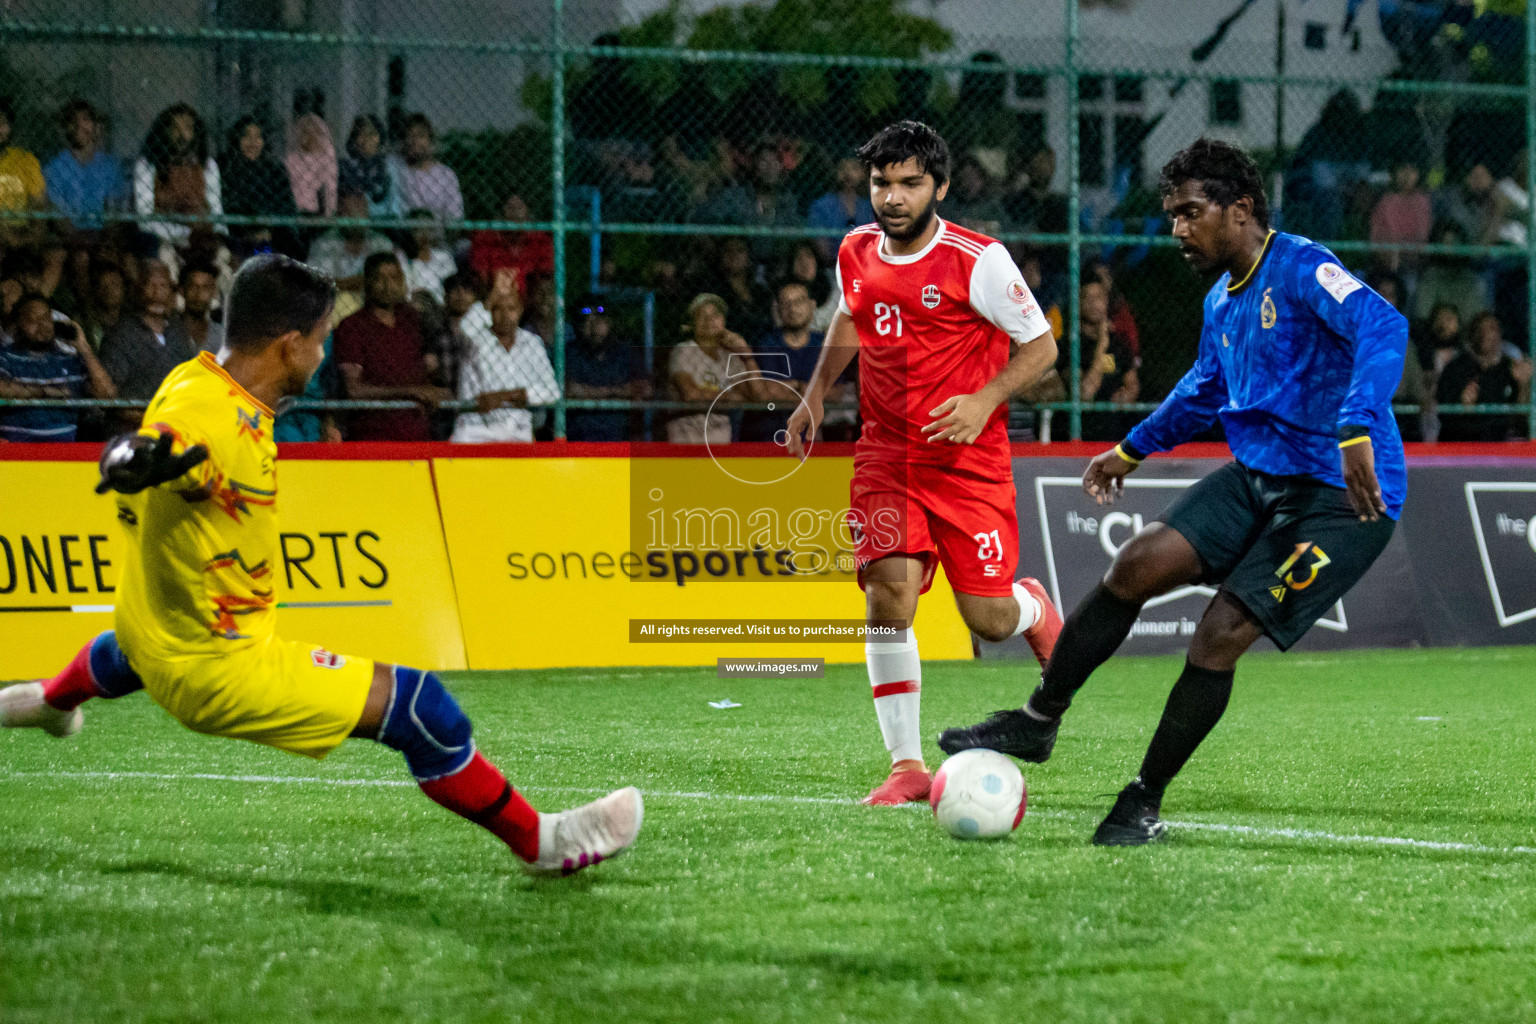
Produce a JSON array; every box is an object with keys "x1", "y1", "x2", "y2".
[
  {"x1": 0, "y1": 682, "x2": 83, "y2": 738},
  {"x1": 524, "y1": 786, "x2": 644, "y2": 876}
]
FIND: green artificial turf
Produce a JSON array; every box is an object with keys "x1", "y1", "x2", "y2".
[{"x1": 5, "y1": 647, "x2": 1536, "y2": 1023}]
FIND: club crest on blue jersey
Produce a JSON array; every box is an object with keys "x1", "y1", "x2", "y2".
[{"x1": 1261, "y1": 288, "x2": 1277, "y2": 329}]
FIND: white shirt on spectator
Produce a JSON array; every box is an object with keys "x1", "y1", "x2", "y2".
[
  {"x1": 132, "y1": 156, "x2": 222, "y2": 245},
  {"x1": 452, "y1": 305, "x2": 560, "y2": 443},
  {"x1": 402, "y1": 246, "x2": 457, "y2": 303},
  {"x1": 667, "y1": 339, "x2": 733, "y2": 444}
]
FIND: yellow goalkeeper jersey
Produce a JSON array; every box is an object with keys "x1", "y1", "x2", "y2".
[{"x1": 113, "y1": 352, "x2": 280, "y2": 660}]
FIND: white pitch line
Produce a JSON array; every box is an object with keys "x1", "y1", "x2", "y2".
[{"x1": 3, "y1": 770, "x2": 1534, "y2": 857}]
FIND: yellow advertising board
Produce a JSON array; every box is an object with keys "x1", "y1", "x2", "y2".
[
  {"x1": 432, "y1": 456, "x2": 975, "y2": 669},
  {"x1": 0, "y1": 459, "x2": 464, "y2": 679}
]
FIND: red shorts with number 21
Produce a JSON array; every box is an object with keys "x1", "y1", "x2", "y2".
[{"x1": 847, "y1": 459, "x2": 1019, "y2": 598}]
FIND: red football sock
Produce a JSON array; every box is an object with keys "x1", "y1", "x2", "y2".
[
  {"x1": 41, "y1": 642, "x2": 99, "y2": 711},
  {"x1": 419, "y1": 751, "x2": 541, "y2": 862}
]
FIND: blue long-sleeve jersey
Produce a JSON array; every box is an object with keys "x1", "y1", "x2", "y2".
[{"x1": 1124, "y1": 230, "x2": 1408, "y2": 518}]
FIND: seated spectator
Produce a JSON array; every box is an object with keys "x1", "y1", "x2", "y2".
[
  {"x1": 338, "y1": 115, "x2": 399, "y2": 219},
  {"x1": 451, "y1": 289, "x2": 559, "y2": 443},
  {"x1": 1284, "y1": 90, "x2": 1370, "y2": 241},
  {"x1": 667, "y1": 293, "x2": 773, "y2": 444},
  {"x1": 134, "y1": 103, "x2": 222, "y2": 249},
  {"x1": 946, "y1": 154, "x2": 1006, "y2": 236},
  {"x1": 307, "y1": 189, "x2": 396, "y2": 297},
  {"x1": 1370, "y1": 160, "x2": 1433, "y2": 274},
  {"x1": 1370, "y1": 270, "x2": 1429, "y2": 441},
  {"x1": 1004, "y1": 145, "x2": 1068, "y2": 236},
  {"x1": 1436, "y1": 312, "x2": 1531, "y2": 441},
  {"x1": 603, "y1": 141, "x2": 686, "y2": 225},
  {"x1": 1419, "y1": 302, "x2": 1465, "y2": 377},
  {"x1": 284, "y1": 112, "x2": 337, "y2": 219},
  {"x1": 44, "y1": 99, "x2": 126, "y2": 234},
  {"x1": 807, "y1": 156, "x2": 875, "y2": 262},
  {"x1": 1413, "y1": 221, "x2": 1489, "y2": 323},
  {"x1": 695, "y1": 142, "x2": 801, "y2": 263},
  {"x1": 1086, "y1": 259, "x2": 1141, "y2": 358},
  {"x1": 520, "y1": 273, "x2": 575, "y2": 355},
  {"x1": 468, "y1": 192, "x2": 553, "y2": 300},
  {"x1": 400, "y1": 208, "x2": 456, "y2": 304},
  {"x1": 81, "y1": 257, "x2": 126, "y2": 350},
  {"x1": 390, "y1": 113, "x2": 462, "y2": 224},
  {"x1": 564, "y1": 294, "x2": 648, "y2": 441},
  {"x1": 1433, "y1": 163, "x2": 1500, "y2": 246},
  {"x1": 708, "y1": 236, "x2": 773, "y2": 342},
  {"x1": 98, "y1": 259, "x2": 198, "y2": 402},
  {"x1": 742, "y1": 279, "x2": 826, "y2": 442},
  {"x1": 0, "y1": 294, "x2": 116, "y2": 440},
  {"x1": 179, "y1": 258, "x2": 222, "y2": 353},
  {"x1": 781, "y1": 241, "x2": 838, "y2": 332},
  {"x1": 1494, "y1": 147, "x2": 1529, "y2": 246},
  {"x1": 332, "y1": 253, "x2": 450, "y2": 441},
  {"x1": 220, "y1": 116, "x2": 300, "y2": 256},
  {"x1": 1028, "y1": 275, "x2": 1139, "y2": 441},
  {"x1": 1019, "y1": 246, "x2": 1063, "y2": 340},
  {"x1": 0, "y1": 96, "x2": 46, "y2": 247}
]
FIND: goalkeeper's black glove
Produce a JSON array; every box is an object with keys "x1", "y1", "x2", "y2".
[{"x1": 95, "y1": 432, "x2": 209, "y2": 495}]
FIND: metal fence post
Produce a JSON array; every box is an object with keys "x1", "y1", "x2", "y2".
[
  {"x1": 551, "y1": 0, "x2": 569, "y2": 440},
  {"x1": 1527, "y1": 3, "x2": 1535, "y2": 439},
  {"x1": 1066, "y1": 0, "x2": 1082, "y2": 442}
]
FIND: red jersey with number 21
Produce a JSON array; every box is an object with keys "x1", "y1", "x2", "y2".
[{"x1": 837, "y1": 218, "x2": 1050, "y2": 481}]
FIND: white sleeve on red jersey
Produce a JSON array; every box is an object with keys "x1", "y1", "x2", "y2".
[
  {"x1": 968, "y1": 243, "x2": 1050, "y2": 344},
  {"x1": 835, "y1": 259, "x2": 852, "y2": 317}
]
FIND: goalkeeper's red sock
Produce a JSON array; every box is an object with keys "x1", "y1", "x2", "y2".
[
  {"x1": 419, "y1": 751, "x2": 541, "y2": 862},
  {"x1": 41, "y1": 642, "x2": 99, "y2": 712}
]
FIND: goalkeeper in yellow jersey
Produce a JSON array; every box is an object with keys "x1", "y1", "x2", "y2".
[{"x1": 0, "y1": 254, "x2": 641, "y2": 876}]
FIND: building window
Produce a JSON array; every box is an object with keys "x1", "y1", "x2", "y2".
[
  {"x1": 1211, "y1": 80, "x2": 1242, "y2": 125},
  {"x1": 1304, "y1": 22, "x2": 1327, "y2": 50}
]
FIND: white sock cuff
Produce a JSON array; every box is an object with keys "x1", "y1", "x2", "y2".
[
  {"x1": 865, "y1": 626, "x2": 917, "y2": 657},
  {"x1": 1009, "y1": 581, "x2": 1042, "y2": 637}
]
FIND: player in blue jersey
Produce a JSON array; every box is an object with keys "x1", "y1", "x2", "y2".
[{"x1": 938, "y1": 139, "x2": 1409, "y2": 845}]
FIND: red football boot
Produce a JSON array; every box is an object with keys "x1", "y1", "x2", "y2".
[
  {"x1": 861, "y1": 764, "x2": 932, "y2": 806},
  {"x1": 1018, "y1": 577, "x2": 1063, "y2": 668}
]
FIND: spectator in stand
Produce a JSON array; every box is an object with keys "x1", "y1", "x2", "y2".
[
  {"x1": 1415, "y1": 302, "x2": 1465, "y2": 444},
  {"x1": 0, "y1": 294, "x2": 116, "y2": 441},
  {"x1": 220, "y1": 116, "x2": 300, "y2": 256},
  {"x1": 81, "y1": 257, "x2": 126, "y2": 350},
  {"x1": 468, "y1": 192, "x2": 553, "y2": 300},
  {"x1": 339, "y1": 115, "x2": 399, "y2": 220},
  {"x1": 1436, "y1": 311, "x2": 1531, "y2": 441},
  {"x1": 781, "y1": 241, "x2": 837, "y2": 332},
  {"x1": 708, "y1": 236, "x2": 773, "y2": 342},
  {"x1": 332, "y1": 252, "x2": 450, "y2": 441},
  {"x1": 451, "y1": 288, "x2": 559, "y2": 443},
  {"x1": 565, "y1": 293, "x2": 649, "y2": 441},
  {"x1": 284, "y1": 112, "x2": 338, "y2": 220},
  {"x1": 391, "y1": 113, "x2": 462, "y2": 225},
  {"x1": 520, "y1": 273, "x2": 575, "y2": 355},
  {"x1": 1433, "y1": 162, "x2": 1501, "y2": 246},
  {"x1": 400, "y1": 208, "x2": 456, "y2": 304},
  {"x1": 741, "y1": 279, "x2": 827, "y2": 442},
  {"x1": 1494, "y1": 147, "x2": 1530, "y2": 246},
  {"x1": 1285, "y1": 90, "x2": 1370, "y2": 241},
  {"x1": 807, "y1": 156, "x2": 875, "y2": 262},
  {"x1": 44, "y1": 99, "x2": 126, "y2": 234},
  {"x1": 307, "y1": 188, "x2": 396, "y2": 298},
  {"x1": 134, "y1": 103, "x2": 222, "y2": 249},
  {"x1": 667, "y1": 293, "x2": 773, "y2": 444},
  {"x1": 603, "y1": 141, "x2": 686, "y2": 224},
  {"x1": 1414, "y1": 220, "x2": 1490, "y2": 323},
  {"x1": 945, "y1": 154, "x2": 1006, "y2": 236},
  {"x1": 98, "y1": 259, "x2": 198, "y2": 403},
  {"x1": 1370, "y1": 269, "x2": 1429, "y2": 441},
  {"x1": 1019, "y1": 245, "x2": 1064, "y2": 340},
  {"x1": 1028, "y1": 275, "x2": 1139, "y2": 441},
  {"x1": 1370, "y1": 160, "x2": 1433, "y2": 277},
  {"x1": 1086, "y1": 258, "x2": 1141, "y2": 359},
  {"x1": 1004, "y1": 145, "x2": 1069, "y2": 236},
  {"x1": 179, "y1": 258, "x2": 222, "y2": 353},
  {"x1": 0, "y1": 96, "x2": 46, "y2": 247},
  {"x1": 696, "y1": 142, "x2": 800, "y2": 263}
]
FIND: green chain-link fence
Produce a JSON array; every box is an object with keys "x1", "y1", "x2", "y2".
[{"x1": 2, "y1": 0, "x2": 1533, "y2": 442}]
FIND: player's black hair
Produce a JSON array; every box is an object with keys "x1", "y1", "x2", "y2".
[
  {"x1": 1158, "y1": 138, "x2": 1270, "y2": 227},
  {"x1": 362, "y1": 250, "x2": 400, "y2": 287},
  {"x1": 223, "y1": 254, "x2": 336, "y2": 353},
  {"x1": 857, "y1": 120, "x2": 951, "y2": 187}
]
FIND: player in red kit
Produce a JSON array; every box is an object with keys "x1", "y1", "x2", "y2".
[{"x1": 786, "y1": 121, "x2": 1063, "y2": 805}]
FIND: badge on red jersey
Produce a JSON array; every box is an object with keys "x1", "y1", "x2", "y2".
[{"x1": 921, "y1": 284, "x2": 940, "y2": 309}]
